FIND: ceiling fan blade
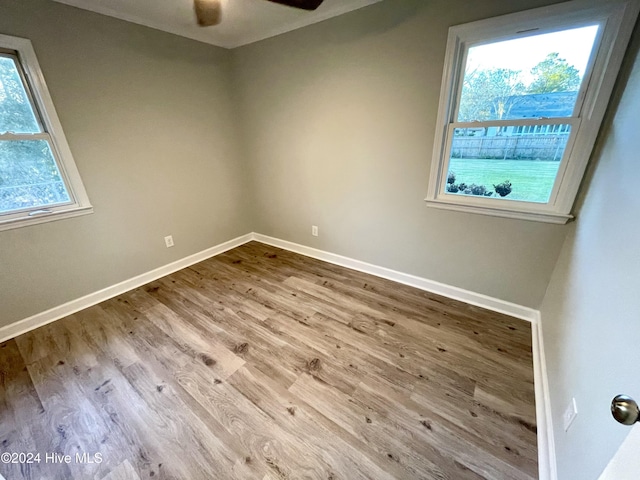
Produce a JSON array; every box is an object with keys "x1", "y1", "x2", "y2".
[
  {"x1": 194, "y1": 0, "x2": 222, "y2": 26},
  {"x1": 265, "y1": 0, "x2": 325, "y2": 11}
]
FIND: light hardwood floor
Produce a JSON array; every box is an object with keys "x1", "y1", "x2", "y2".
[{"x1": 0, "y1": 241, "x2": 537, "y2": 480}]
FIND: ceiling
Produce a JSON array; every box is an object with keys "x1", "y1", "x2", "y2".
[{"x1": 51, "y1": 0, "x2": 384, "y2": 49}]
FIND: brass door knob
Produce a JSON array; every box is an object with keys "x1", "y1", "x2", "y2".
[{"x1": 611, "y1": 395, "x2": 640, "y2": 425}]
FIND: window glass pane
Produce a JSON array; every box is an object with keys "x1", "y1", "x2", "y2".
[
  {"x1": 457, "y1": 26, "x2": 599, "y2": 122},
  {"x1": 0, "y1": 55, "x2": 41, "y2": 134},
  {"x1": 0, "y1": 140, "x2": 71, "y2": 213},
  {"x1": 445, "y1": 124, "x2": 571, "y2": 203}
]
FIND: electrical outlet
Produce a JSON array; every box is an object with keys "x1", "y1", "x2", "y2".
[
  {"x1": 312, "y1": 225, "x2": 319, "y2": 237},
  {"x1": 164, "y1": 235, "x2": 174, "y2": 248},
  {"x1": 563, "y1": 397, "x2": 578, "y2": 432}
]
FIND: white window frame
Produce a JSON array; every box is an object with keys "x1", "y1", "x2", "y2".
[
  {"x1": 0, "y1": 34, "x2": 92, "y2": 231},
  {"x1": 425, "y1": 0, "x2": 639, "y2": 224}
]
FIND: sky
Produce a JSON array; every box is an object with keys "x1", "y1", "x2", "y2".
[{"x1": 466, "y1": 25, "x2": 600, "y2": 84}]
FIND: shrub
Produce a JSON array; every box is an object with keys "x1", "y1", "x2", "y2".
[
  {"x1": 447, "y1": 179, "x2": 507, "y2": 199},
  {"x1": 469, "y1": 184, "x2": 487, "y2": 196},
  {"x1": 493, "y1": 180, "x2": 513, "y2": 197}
]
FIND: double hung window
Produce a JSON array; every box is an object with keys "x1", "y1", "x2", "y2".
[
  {"x1": 0, "y1": 34, "x2": 91, "y2": 231},
  {"x1": 426, "y1": 1, "x2": 639, "y2": 223}
]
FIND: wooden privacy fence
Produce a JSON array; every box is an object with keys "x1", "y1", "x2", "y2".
[{"x1": 451, "y1": 134, "x2": 569, "y2": 160}]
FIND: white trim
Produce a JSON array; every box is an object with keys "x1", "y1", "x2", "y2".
[
  {"x1": 425, "y1": 199, "x2": 574, "y2": 224},
  {"x1": 0, "y1": 230, "x2": 554, "y2": 478},
  {"x1": 0, "y1": 34, "x2": 93, "y2": 229},
  {"x1": 252, "y1": 233, "x2": 539, "y2": 323},
  {"x1": 0, "y1": 230, "x2": 539, "y2": 338},
  {"x1": 51, "y1": 0, "x2": 383, "y2": 49},
  {"x1": 0, "y1": 205, "x2": 94, "y2": 232},
  {"x1": 426, "y1": 0, "x2": 639, "y2": 223},
  {"x1": 222, "y1": 0, "x2": 384, "y2": 48},
  {"x1": 255, "y1": 233, "x2": 556, "y2": 476},
  {"x1": 532, "y1": 312, "x2": 558, "y2": 480},
  {"x1": 0, "y1": 233, "x2": 253, "y2": 343}
]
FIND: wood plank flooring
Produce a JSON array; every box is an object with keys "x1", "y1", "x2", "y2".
[{"x1": 0, "y1": 241, "x2": 537, "y2": 479}]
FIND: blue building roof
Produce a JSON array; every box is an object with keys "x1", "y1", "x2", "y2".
[{"x1": 505, "y1": 91, "x2": 578, "y2": 119}]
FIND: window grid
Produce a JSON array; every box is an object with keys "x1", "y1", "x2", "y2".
[
  {"x1": 0, "y1": 34, "x2": 92, "y2": 231},
  {"x1": 425, "y1": 0, "x2": 639, "y2": 224}
]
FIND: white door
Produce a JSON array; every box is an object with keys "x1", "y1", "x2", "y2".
[{"x1": 598, "y1": 424, "x2": 640, "y2": 479}]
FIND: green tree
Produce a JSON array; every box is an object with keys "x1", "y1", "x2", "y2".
[
  {"x1": 0, "y1": 58, "x2": 67, "y2": 212},
  {"x1": 458, "y1": 68, "x2": 526, "y2": 122},
  {"x1": 0, "y1": 56, "x2": 39, "y2": 133},
  {"x1": 528, "y1": 52, "x2": 581, "y2": 94}
]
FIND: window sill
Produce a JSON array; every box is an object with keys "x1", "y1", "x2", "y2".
[
  {"x1": 0, "y1": 205, "x2": 94, "y2": 232},
  {"x1": 425, "y1": 199, "x2": 573, "y2": 224}
]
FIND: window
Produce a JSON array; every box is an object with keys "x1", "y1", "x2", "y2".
[
  {"x1": 426, "y1": 1, "x2": 639, "y2": 223},
  {"x1": 0, "y1": 34, "x2": 91, "y2": 231}
]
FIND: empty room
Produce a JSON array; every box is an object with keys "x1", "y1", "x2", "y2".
[{"x1": 1, "y1": 0, "x2": 640, "y2": 479}]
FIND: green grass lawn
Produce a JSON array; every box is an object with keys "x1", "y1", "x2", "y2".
[{"x1": 447, "y1": 158, "x2": 561, "y2": 203}]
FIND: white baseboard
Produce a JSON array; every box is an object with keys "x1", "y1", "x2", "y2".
[
  {"x1": 0, "y1": 233, "x2": 253, "y2": 343},
  {"x1": 1, "y1": 230, "x2": 555, "y2": 477},
  {"x1": 253, "y1": 233, "x2": 539, "y2": 323},
  {"x1": 0, "y1": 231, "x2": 537, "y2": 340},
  {"x1": 532, "y1": 312, "x2": 558, "y2": 480},
  {"x1": 254, "y1": 232, "x2": 555, "y2": 478}
]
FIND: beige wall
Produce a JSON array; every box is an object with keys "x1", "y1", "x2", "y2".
[
  {"x1": 539, "y1": 25, "x2": 640, "y2": 480},
  {"x1": 232, "y1": 0, "x2": 570, "y2": 308},
  {"x1": 0, "y1": 0, "x2": 252, "y2": 328},
  {"x1": 0, "y1": 0, "x2": 623, "y2": 318},
  {"x1": 2, "y1": 1, "x2": 639, "y2": 475}
]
